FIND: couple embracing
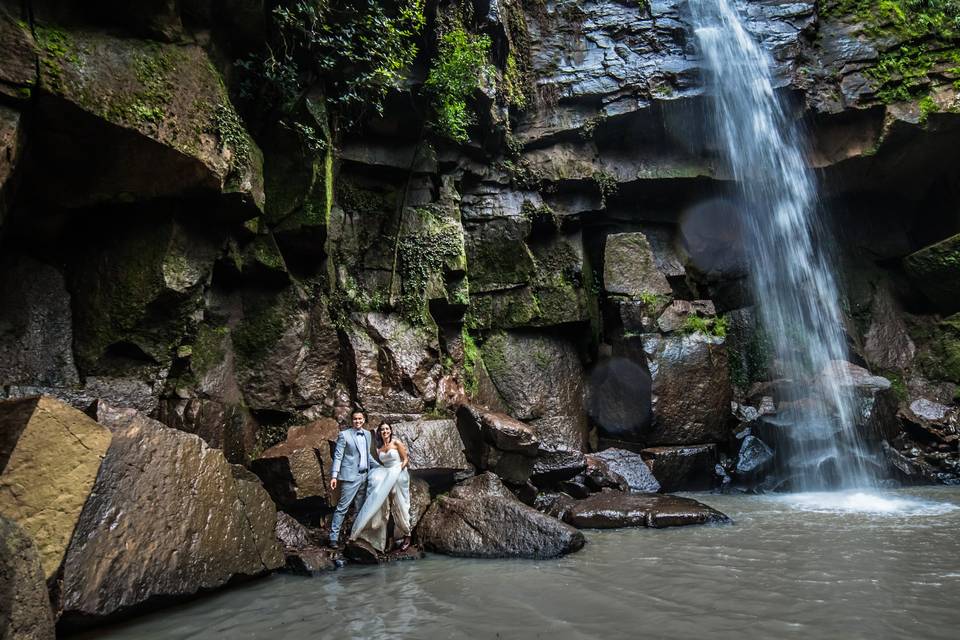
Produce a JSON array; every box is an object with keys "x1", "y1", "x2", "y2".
[{"x1": 328, "y1": 411, "x2": 412, "y2": 552}]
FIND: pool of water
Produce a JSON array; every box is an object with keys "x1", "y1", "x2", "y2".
[{"x1": 86, "y1": 487, "x2": 960, "y2": 639}]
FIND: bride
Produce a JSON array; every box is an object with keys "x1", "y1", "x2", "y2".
[{"x1": 349, "y1": 423, "x2": 412, "y2": 552}]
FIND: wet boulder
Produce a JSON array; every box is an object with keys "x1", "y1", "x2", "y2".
[
  {"x1": 391, "y1": 418, "x2": 470, "y2": 471},
  {"x1": 0, "y1": 515, "x2": 56, "y2": 640},
  {"x1": 250, "y1": 418, "x2": 340, "y2": 510},
  {"x1": 531, "y1": 450, "x2": 588, "y2": 485},
  {"x1": 590, "y1": 448, "x2": 661, "y2": 493},
  {"x1": 58, "y1": 410, "x2": 283, "y2": 624},
  {"x1": 32, "y1": 27, "x2": 263, "y2": 211},
  {"x1": 642, "y1": 333, "x2": 732, "y2": 445},
  {"x1": 416, "y1": 473, "x2": 585, "y2": 559},
  {"x1": 0, "y1": 396, "x2": 112, "y2": 581},
  {"x1": 563, "y1": 491, "x2": 732, "y2": 529},
  {"x1": 641, "y1": 444, "x2": 718, "y2": 491}
]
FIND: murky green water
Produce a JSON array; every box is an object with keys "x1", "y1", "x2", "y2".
[{"x1": 87, "y1": 487, "x2": 960, "y2": 639}]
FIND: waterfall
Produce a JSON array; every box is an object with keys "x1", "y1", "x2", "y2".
[{"x1": 689, "y1": 0, "x2": 878, "y2": 490}]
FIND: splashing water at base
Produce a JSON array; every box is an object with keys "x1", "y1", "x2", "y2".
[
  {"x1": 774, "y1": 491, "x2": 960, "y2": 516},
  {"x1": 689, "y1": 0, "x2": 880, "y2": 490}
]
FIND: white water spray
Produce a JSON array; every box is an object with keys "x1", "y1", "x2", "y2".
[{"x1": 690, "y1": 0, "x2": 878, "y2": 490}]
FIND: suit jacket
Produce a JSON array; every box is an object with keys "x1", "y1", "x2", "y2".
[{"x1": 331, "y1": 428, "x2": 380, "y2": 482}]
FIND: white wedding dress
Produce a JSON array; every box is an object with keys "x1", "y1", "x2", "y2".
[{"x1": 349, "y1": 447, "x2": 411, "y2": 552}]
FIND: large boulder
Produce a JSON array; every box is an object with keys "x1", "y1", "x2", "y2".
[
  {"x1": 58, "y1": 410, "x2": 283, "y2": 624},
  {"x1": 390, "y1": 419, "x2": 470, "y2": 471},
  {"x1": 0, "y1": 254, "x2": 79, "y2": 388},
  {"x1": 0, "y1": 396, "x2": 111, "y2": 581},
  {"x1": 641, "y1": 444, "x2": 718, "y2": 492},
  {"x1": 0, "y1": 515, "x2": 55, "y2": 640},
  {"x1": 415, "y1": 473, "x2": 585, "y2": 559},
  {"x1": 32, "y1": 26, "x2": 263, "y2": 211},
  {"x1": 589, "y1": 448, "x2": 661, "y2": 493},
  {"x1": 563, "y1": 491, "x2": 731, "y2": 529},
  {"x1": 343, "y1": 312, "x2": 443, "y2": 418},
  {"x1": 250, "y1": 419, "x2": 340, "y2": 510},
  {"x1": 642, "y1": 333, "x2": 732, "y2": 445},
  {"x1": 603, "y1": 232, "x2": 673, "y2": 298}
]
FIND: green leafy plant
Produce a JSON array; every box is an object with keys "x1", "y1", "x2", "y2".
[
  {"x1": 681, "y1": 314, "x2": 728, "y2": 338},
  {"x1": 425, "y1": 27, "x2": 492, "y2": 142},
  {"x1": 238, "y1": 0, "x2": 425, "y2": 132}
]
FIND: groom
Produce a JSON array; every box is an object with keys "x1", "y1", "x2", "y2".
[{"x1": 328, "y1": 410, "x2": 380, "y2": 548}]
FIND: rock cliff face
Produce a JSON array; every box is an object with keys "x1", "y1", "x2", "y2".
[{"x1": 1, "y1": 0, "x2": 959, "y2": 629}]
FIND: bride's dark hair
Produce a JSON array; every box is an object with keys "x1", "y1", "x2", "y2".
[{"x1": 376, "y1": 423, "x2": 392, "y2": 447}]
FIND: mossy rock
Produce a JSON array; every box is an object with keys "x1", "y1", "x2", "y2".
[
  {"x1": 33, "y1": 25, "x2": 263, "y2": 210},
  {"x1": 903, "y1": 232, "x2": 960, "y2": 312}
]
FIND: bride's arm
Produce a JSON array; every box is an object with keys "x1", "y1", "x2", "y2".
[{"x1": 396, "y1": 440, "x2": 409, "y2": 469}]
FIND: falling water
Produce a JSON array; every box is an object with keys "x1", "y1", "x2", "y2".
[{"x1": 689, "y1": 0, "x2": 878, "y2": 490}]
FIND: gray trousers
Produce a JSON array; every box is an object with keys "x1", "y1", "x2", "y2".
[{"x1": 329, "y1": 477, "x2": 367, "y2": 544}]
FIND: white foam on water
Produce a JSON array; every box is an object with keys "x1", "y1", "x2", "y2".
[{"x1": 772, "y1": 491, "x2": 959, "y2": 516}]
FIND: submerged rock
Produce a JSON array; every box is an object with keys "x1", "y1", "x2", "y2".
[
  {"x1": 0, "y1": 515, "x2": 56, "y2": 640},
  {"x1": 58, "y1": 410, "x2": 283, "y2": 625},
  {"x1": 563, "y1": 491, "x2": 731, "y2": 529},
  {"x1": 0, "y1": 396, "x2": 112, "y2": 581},
  {"x1": 416, "y1": 473, "x2": 585, "y2": 559}
]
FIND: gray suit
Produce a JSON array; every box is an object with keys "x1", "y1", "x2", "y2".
[{"x1": 329, "y1": 428, "x2": 380, "y2": 544}]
